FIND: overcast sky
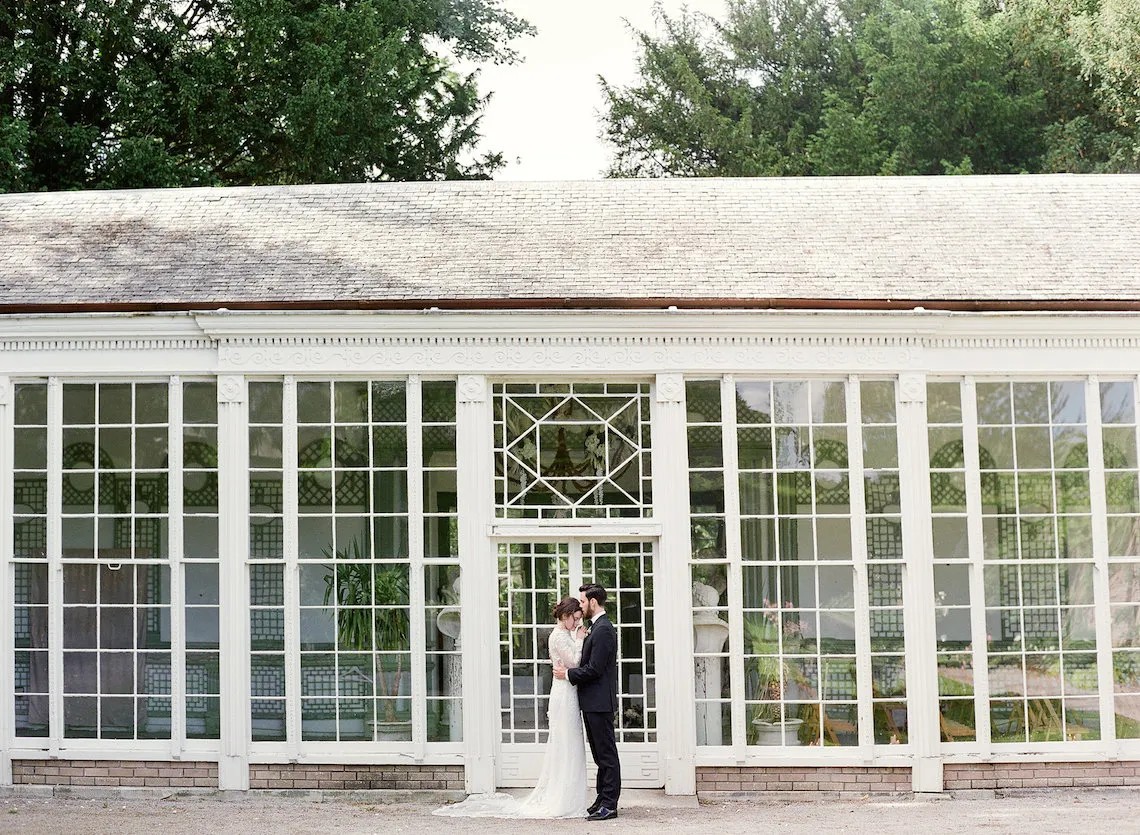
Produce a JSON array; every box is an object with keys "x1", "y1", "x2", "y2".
[{"x1": 474, "y1": 1, "x2": 726, "y2": 181}]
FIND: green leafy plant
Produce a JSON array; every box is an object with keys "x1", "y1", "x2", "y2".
[
  {"x1": 745, "y1": 600, "x2": 804, "y2": 726},
  {"x1": 323, "y1": 538, "x2": 410, "y2": 723}
]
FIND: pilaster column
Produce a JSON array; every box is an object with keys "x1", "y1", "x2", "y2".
[
  {"x1": 0, "y1": 377, "x2": 12, "y2": 785},
  {"x1": 654, "y1": 373, "x2": 697, "y2": 795},
  {"x1": 897, "y1": 373, "x2": 943, "y2": 791},
  {"x1": 217, "y1": 375, "x2": 251, "y2": 790},
  {"x1": 456, "y1": 375, "x2": 496, "y2": 793}
]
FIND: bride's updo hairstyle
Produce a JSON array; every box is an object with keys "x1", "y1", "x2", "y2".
[{"x1": 552, "y1": 596, "x2": 582, "y2": 620}]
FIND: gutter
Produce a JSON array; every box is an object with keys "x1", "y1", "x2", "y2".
[{"x1": 2, "y1": 297, "x2": 1140, "y2": 315}]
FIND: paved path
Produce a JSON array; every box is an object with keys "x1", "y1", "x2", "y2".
[{"x1": 2, "y1": 787, "x2": 1138, "y2": 833}]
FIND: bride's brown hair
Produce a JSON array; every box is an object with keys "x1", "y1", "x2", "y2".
[{"x1": 552, "y1": 596, "x2": 581, "y2": 620}]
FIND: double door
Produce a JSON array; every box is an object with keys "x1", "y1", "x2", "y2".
[{"x1": 495, "y1": 539, "x2": 661, "y2": 787}]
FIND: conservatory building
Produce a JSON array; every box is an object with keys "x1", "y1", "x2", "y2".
[{"x1": 2, "y1": 176, "x2": 1140, "y2": 796}]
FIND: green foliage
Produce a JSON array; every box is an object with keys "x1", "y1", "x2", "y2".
[
  {"x1": 323, "y1": 538, "x2": 410, "y2": 719},
  {"x1": 744, "y1": 605, "x2": 802, "y2": 723},
  {"x1": 0, "y1": 0, "x2": 533, "y2": 191},
  {"x1": 602, "y1": 0, "x2": 1140, "y2": 176}
]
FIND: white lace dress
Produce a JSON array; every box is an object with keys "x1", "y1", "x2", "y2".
[{"x1": 434, "y1": 626, "x2": 587, "y2": 819}]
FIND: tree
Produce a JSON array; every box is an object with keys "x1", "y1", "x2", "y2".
[
  {"x1": 1065, "y1": 0, "x2": 1140, "y2": 169},
  {"x1": 811, "y1": 0, "x2": 1050, "y2": 175},
  {"x1": 602, "y1": 0, "x2": 859, "y2": 176},
  {"x1": 601, "y1": 0, "x2": 1140, "y2": 176},
  {"x1": 0, "y1": 0, "x2": 533, "y2": 191}
]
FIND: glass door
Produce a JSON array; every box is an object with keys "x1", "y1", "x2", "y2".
[{"x1": 495, "y1": 539, "x2": 660, "y2": 787}]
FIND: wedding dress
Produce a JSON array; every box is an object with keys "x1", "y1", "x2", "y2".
[{"x1": 433, "y1": 625, "x2": 587, "y2": 819}]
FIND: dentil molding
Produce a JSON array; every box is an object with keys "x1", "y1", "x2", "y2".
[{"x1": 215, "y1": 336, "x2": 923, "y2": 373}]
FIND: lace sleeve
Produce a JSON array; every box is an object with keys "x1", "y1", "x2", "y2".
[{"x1": 548, "y1": 628, "x2": 579, "y2": 668}]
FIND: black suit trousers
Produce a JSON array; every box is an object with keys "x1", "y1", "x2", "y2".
[{"x1": 582, "y1": 710, "x2": 621, "y2": 808}]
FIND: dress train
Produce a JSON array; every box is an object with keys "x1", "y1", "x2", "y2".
[{"x1": 433, "y1": 627, "x2": 587, "y2": 819}]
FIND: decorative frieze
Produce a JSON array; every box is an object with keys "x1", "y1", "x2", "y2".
[{"x1": 214, "y1": 336, "x2": 922, "y2": 374}]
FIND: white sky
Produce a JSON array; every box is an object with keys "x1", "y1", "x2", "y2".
[{"x1": 474, "y1": 1, "x2": 727, "y2": 181}]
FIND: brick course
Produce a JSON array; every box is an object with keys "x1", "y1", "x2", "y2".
[
  {"x1": 943, "y1": 762, "x2": 1140, "y2": 790},
  {"x1": 696, "y1": 766, "x2": 911, "y2": 794},
  {"x1": 11, "y1": 760, "x2": 218, "y2": 788},
  {"x1": 247, "y1": 763, "x2": 464, "y2": 791},
  {"x1": 697, "y1": 761, "x2": 1140, "y2": 793}
]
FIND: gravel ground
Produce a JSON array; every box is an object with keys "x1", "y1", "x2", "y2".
[{"x1": 1, "y1": 787, "x2": 1138, "y2": 834}]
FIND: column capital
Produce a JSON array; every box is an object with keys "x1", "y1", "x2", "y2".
[
  {"x1": 656, "y1": 373, "x2": 685, "y2": 404},
  {"x1": 217, "y1": 375, "x2": 245, "y2": 404},
  {"x1": 457, "y1": 374, "x2": 488, "y2": 404},
  {"x1": 898, "y1": 372, "x2": 926, "y2": 404}
]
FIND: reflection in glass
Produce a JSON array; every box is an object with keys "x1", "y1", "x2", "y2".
[{"x1": 1100, "y1": 381, "x2": 1135, "y2": 424}]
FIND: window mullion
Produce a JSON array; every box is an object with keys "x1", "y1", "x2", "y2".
[
  {"x1": 169, "y1": 377, "x2": 186, "y2": 755},
  {"x1": 408, "y1": 377, "x2": 427, "y2": 755},
  {"x1": 846, "y1": 375, "x2": 874, "y2": 755},
  {"x1": 721, "y1": 375, "x2": 746, "y2": 760},
  {"x1": 960, "y1": 378, "x2": 992, "y2": 751},
  {"x1": 282, "y1": 377, "x2": 301, "y2": 755},
  {"x1": 47, "y1": 378, "x2": 63, "y2": 752},
  {"x1": 1085, "y1": 374, "x2": 1117, "y2": 748}
]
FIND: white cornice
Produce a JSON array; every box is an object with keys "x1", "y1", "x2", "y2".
[
  {"x1": 0, "y1": 308, "x2": 1139, "y2": 354},
  {"x1": 0, "y1": 312, "x2": 213, "y2": 351},
  {"x1": 192, "y1": 309, "x2": 1140, "y2": 345}
]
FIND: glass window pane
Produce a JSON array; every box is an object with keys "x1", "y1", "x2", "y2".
[
  {"x1": 735, "y1": 382, "x2": 768, "y2": 424},
  {"x1": 927, "y1": 382, "x2": 962, "y2": 424},
  {"x1": 1100, "y1": 381, "x2": 1135, "y2": 424},
  {"x1": 859, "y1": 381, "x2": 894, "y2": 423}
]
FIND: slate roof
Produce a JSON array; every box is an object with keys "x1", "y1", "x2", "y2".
[{"x1": 1, "y1": 175, "x2": 1139, "y2": 312}]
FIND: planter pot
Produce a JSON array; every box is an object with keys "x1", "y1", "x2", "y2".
[
  {"x1": 752, "y1": 717, "x2": 804, "y2": 746},
  {"x1": 371, "y1": 719, "x2": 412, "y2": 741}
]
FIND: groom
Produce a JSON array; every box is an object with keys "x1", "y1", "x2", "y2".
[{"x1": 553, "y1": 583, "x2": 621, "y2": 821}]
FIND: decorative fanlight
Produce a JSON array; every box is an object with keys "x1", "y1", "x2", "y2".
[{"x1": 542, "y1": 426, "x2": 606, "y2": 495}]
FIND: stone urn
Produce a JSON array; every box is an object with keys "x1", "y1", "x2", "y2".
[
  {"x1": 692, "y1": 580, "x2": 730, "y2": 745},
  {"x1": 435, "y1": 577, "x2": 463, "y2": 741},
  {"x1": 752, "y1": 717, "x2": 804, "y2": 746}
]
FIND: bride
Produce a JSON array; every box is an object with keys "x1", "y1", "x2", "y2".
[{"x1": 434, "y1": 596, "x2": 588, "y2": 818}]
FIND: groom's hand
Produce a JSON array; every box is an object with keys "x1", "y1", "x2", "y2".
[{"x1": 553, "y1": 663, "x2": 567, "y2": 680}]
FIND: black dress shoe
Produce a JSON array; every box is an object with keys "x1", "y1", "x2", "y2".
[
  {"x1": 587, "y1": 807, "x2": 617, "y2": 821},
  {"x1": 587, "y1": 800, "x2": 602, "y2": 814}
]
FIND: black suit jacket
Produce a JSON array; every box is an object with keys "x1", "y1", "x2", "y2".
[{"x1": 568, "y1": 613, "x2": 619, "y2": 714}]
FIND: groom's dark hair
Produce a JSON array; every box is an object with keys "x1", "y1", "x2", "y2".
[{"x1": 579, "y1": 583, "x2": 607, "y2": 606}]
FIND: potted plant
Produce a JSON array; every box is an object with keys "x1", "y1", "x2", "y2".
[
  {"x1": 745, "y1": 600, "x2": 805, "y2": 746},
  {"x1": 323, "y1": 539, "x2": 411, "y2": 739}
]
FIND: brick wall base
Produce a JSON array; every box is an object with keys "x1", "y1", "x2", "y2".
[
  {"x1": 11, "y1": 759, "x2": 218, "y2": 788},
  {"x1": 248, "y1": 763, "x2": 464, "y2": 790},
  {"x1": 944, "y1": 761, "x2": 1140, "y2": 790},
  {"x1": 696, "y1": 766, "x2": 911, "y2": 794}
]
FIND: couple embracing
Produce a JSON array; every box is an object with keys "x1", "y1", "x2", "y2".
[{"x1": 436, "y1": 584, "x2": 622, "y2": 820}]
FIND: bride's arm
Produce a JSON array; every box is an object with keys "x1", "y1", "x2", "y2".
[{"x1": 549, "y1": 629, "x2": 578, "y2": 669}]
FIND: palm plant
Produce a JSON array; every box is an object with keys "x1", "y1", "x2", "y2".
[
  {"x1": 745, "y1": 600, "x2": 804, "y2": 727},
  {"x1": 323, "y1": 538, "x2": 410, "y2": 723}
]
